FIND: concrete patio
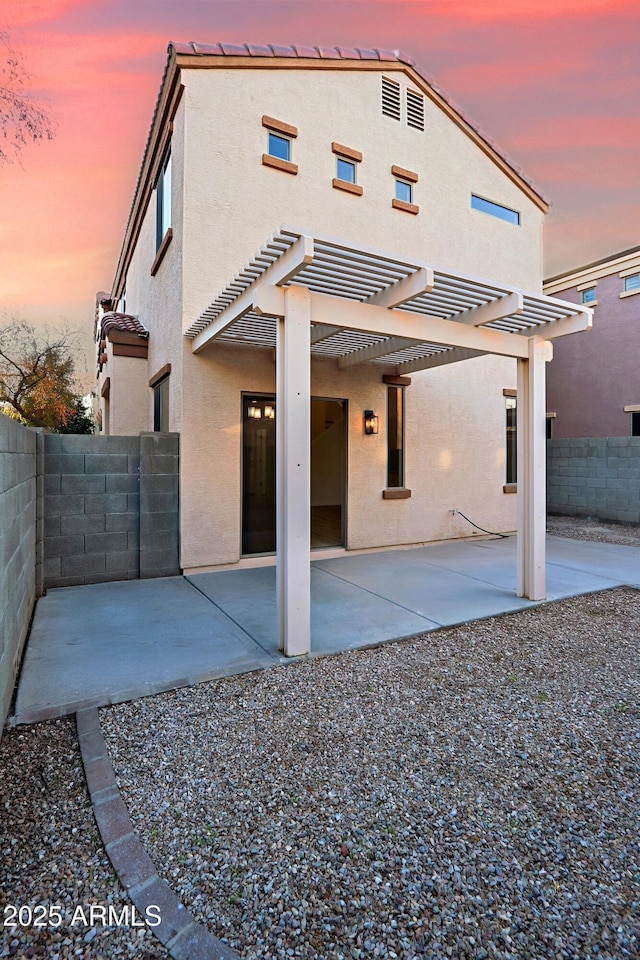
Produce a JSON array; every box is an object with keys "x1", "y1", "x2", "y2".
[{"x1": 12, "y1": 534, "x2": 640, "y2": 725}]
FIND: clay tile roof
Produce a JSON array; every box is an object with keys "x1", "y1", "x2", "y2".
[
  {"x1": 101, "y1": 313, "x2": 149, "y2": 338},
  {"x1": 246, "y1": 43, "x2": 275, "y2": 57},
  {"x1": 291, "y1": 44, "x2": 320, "y2": 59}
]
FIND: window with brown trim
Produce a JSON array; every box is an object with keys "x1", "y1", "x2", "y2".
[
  {"x1": 387, "y1": 384, "x2": 405, "y2": 488},
  {"x1": 332, "y1": 142, "x2": 363, "y2": 195},
  {"x1": 262, "y1": 116, "x2": 298, "y2": 174},
  {"x1": 505, "y1": 396, "x2": 517, "y2": 485},
  {"x1": 155, "y1": 146, "x2": 171, "y2": 252},
  {"x1": 153, "y1": 375, "x2": 170, "y2": 432}
]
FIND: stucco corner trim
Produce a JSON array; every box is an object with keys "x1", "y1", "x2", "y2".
[
  {"x1": 150, "y1": 228, "x2": 173, "y2": 276},
  {"x1": 382, "y1": 488, "x2": 412, "y2": 500},
  {"x1": 262, "y1": 154, "x2": 298, "y2": 175},
  {"x1": 333, "y1": 178, "x2": 363, "y2": 196},
  {"x1": 503, "y1": 483, "x2": 517, "y2": 495},
  {"x1": 392, "y1": 198, "x2": 419, "y2": 215}
]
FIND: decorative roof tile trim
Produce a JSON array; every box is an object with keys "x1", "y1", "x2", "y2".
[
  {"x1": 291, "y1": 45, "x2": 321, "y2": 59},
  {"x1": 101, "y1": 313, "x2": 149, "y2": 338}
]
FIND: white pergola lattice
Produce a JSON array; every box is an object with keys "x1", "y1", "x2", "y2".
[{"x1": 186, "y1": 227, "x2": 592, "y2": 656}]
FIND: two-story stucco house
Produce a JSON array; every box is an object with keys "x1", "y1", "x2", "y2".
[
  {"x1": 96, "y1": 41, "x2": 591, "y2": 655},
  {"x1": 544, "y1": 245, "x2": 640, "y2": 438}
]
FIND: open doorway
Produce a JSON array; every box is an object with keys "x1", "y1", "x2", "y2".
[
  {"x1": 311, "y1": 398, "x2": 346, "y2": 548},
  {"x1": 241, "y1": 395, "x2": 346, "y2": 555}
]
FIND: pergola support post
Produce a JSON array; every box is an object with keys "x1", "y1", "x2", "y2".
[
  {"x1": 517, "y1": 336, "x2": 549, "y2": 600},
  {"x1": 276, "y1": 286, "x2": 311, "y2": 655}
]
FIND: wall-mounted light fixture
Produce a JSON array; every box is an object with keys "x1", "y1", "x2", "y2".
[
  {"x1": 364, "y1": 409, "x2": 379, "y2": 435},
  {"x1": 247, "y1": 403, "x2": 262, "y2": 419},
  {"x1": 264, "y1": 405, "x2": 275, "y2": 420}
]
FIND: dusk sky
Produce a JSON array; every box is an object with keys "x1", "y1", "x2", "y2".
[{"x1": 1, "y1": 0, "x2": 638, "y2": 368}]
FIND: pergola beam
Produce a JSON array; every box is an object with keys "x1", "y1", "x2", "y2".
[
  {"x1": 397, "y1": 346, "x2": 485, "y2": 374},
  {"x1": 311, "y1": 324, "x2": 343, "y2": 344},
  {"x1": 534, "y1": 309, "x2": 592, "y2": 339},
  {"x1": 254, "y1": 285, "x2": 531, "y2": 359},
  {"x1": 338, "y1": 336, "x2": 422, "y2": 368},
  {"x1": 452, "y1": 291, "x2": 523, "y2": 326},
  {"x1": 191, "y1": 234, "x2": 314, "y2": 353},
  {"x1": 365, "y1": 267, "x2": 434, "y2": 308}
]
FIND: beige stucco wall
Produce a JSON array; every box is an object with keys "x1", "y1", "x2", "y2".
[
  {"x1": 107, "y1": 354, "x2": 149, "y2": 436},
  {"x1": 180, "y1": 66, "x2": 544, "y2": 329},
  {"x1": 113, "y1": 97, "x2": 187, "y2": 434},
  {"x1": 116, "y1": 62, "x2": 541, "y2": 571},
  {"x1": 181, "y1": 342, "x2": 517, "y2": 570}
]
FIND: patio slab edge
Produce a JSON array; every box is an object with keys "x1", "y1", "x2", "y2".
[
  {"x1": 76, "y1": 707, "x2": 239, "y2": 960},
  {"x1": 12, "y1": 661, "x2": 272, "y2": 726}
]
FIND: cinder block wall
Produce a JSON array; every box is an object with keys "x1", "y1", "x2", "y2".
[
  {"x1": 0, "y1": 414, "x2": 37, "y2": 733},
  {"x1": 547, "y1": 437, "x2": 640, "y2": 523},
  {"x1": 44, "y1": 434, "x2": 179, "y2": 588},
  {"x1": 139, "y1": 433, "x2": 180, "y2": 578}
]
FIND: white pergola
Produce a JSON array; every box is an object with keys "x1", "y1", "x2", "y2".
[{"x1": 186, "y1": 226, "x2": 592, "y2": 656}]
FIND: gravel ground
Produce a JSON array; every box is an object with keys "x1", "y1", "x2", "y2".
[
  {"x1": 102, "y1": 587, "x2": 640, "y2": 960},
  {"x1": 0, "y1": 718, "x2": 168, "y2": 959},
  {"x1": 547, "y1": 515, "x2": 640, "y2": 546}
]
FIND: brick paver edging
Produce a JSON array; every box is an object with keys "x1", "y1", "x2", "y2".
[{"x1": 76, "y1": 708, "x2": 239, "y2": 960}]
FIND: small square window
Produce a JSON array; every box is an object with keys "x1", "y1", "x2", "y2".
[
  {"x1": 268, "y1": 132, "x2": 290, "y2": 162},
  {"x1": 581, "y1": 287, "x2": 596, "y2": 304},
  {"x1": 395, "y1": 179, "x2": 412, "y2": 204},
  {"x1": 336, "y1": 157, "x2": 356, "y2": 183},
  {"x1": 624, "y1": 273, "x2": 640, "y2": 292}
]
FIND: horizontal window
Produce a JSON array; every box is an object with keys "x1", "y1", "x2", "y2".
[
  {"x1": 581, "y1": 287, "x2": 596, "y2": 304},
  {"x1": 471, "y1": 194, "x2": 520, "y2": 225},
  {"x1": 624, "y1": 273, "x2": 640, "y2": 292}
]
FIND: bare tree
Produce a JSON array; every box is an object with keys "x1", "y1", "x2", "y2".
[
  {"x1": 0, "y1": 31, "x2": 55, "y2": 165},
  {"x1": 0, "y1": 322, "x2": 88, "y2": 430}
]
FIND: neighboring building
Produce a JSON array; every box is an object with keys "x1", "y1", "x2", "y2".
[
  {"x1": 96, "y1": 41, "x2": 591, "y2": 653},
  {"x1": 544, "y1": 246, "x2": 640, "y2": 438},
  {"x1": 95, "y1": 293, "x2": 149, "y2": 435}
]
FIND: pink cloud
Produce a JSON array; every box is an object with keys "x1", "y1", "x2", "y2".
[
  {"x1": 2, "y1": 0, "x2": 93, "y2": 29},
  {"x1": 0, "y1": 0, "x2": 637, "y2": 349}
]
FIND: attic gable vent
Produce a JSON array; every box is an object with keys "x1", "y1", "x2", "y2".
[
  {"x1": 382, "y1": 76, "x2": 401, "y2": 121},
  {"x1": 406, "y1": 89, "x2": 425, "y2": 131}
]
